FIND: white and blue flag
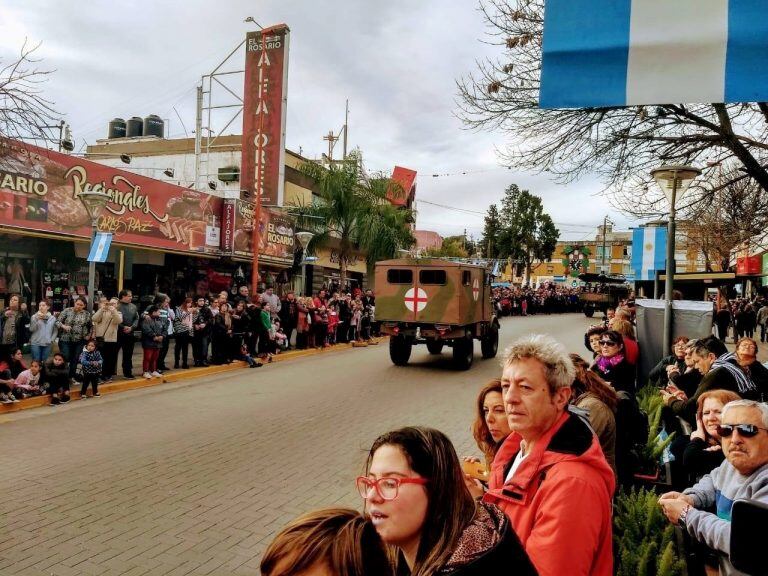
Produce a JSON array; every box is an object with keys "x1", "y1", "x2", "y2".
[
  {"x1": 87, "y1": 232, "x2": 113, "y2": 263},
  {"x1": 631, "y1": 227, "x2": 667, "y2": 281},
  {"x1": 540, "y1": 0, "x2": 768, "y2": 108}
]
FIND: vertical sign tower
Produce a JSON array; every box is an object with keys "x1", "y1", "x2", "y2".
[{"x1": 242, "y1": 24, "x2": 290, "y2": 290}]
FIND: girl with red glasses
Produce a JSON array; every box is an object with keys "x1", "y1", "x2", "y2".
[{"x1": 358, "y1": 426, "x2": 536, "y2": 576}]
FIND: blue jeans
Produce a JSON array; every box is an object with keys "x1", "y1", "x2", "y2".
[{"x1": 30, "y1": 345, "x2": 51, "y2": 363}]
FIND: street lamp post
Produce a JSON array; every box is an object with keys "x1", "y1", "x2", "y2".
[
  {"x1": 650, "y1": 164, "x2": 701, "y2": 352},
  {"x1": 295, "y1": 231, "x2": 314, "y2": 296},
  {"x1": 78, "y1": 191, "x2": 111, "y2": 312}
]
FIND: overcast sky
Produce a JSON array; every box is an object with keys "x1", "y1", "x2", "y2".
[{"x1": 1, "y1": 0, "x2": 636, "y2": 242}]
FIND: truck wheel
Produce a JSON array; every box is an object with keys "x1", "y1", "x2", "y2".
[
  {"x1": 389, "y1": 335, "x2": 412, "y2": 366},
  {"x1": 481, "y1": 327, "x2": 499, "y2": 359},
  {"x1": 584, "y1": 305, "x2": 595, "y2": 318},
  {"x1": 426, "y1": 338, "x2": 444, "y2": 355},
  {"x1": 452, "y1": 337, "x2": 474, "y2": 371}
]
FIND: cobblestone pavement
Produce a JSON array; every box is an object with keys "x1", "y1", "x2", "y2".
[{"x1": 0, "y1": 314, "x2": 596, "y2": 575}]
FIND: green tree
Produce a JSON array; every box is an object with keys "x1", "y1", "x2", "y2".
[
  {"x1": 497, "y1": 184, "x2": 559, "y2": 280},
  {"x1": 481, "y1": 204, "x2": 502, "y2": 258},
  {"x1": 292, "y1": 153, "x2": 415, "y2": 288}
]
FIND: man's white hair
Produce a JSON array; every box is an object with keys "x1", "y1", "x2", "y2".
[
  {"x1": 502, "y1": 334, "x2": 575, "y2": 392},
  {"x1": 722, "y1": 399, "x2": 768, "y2": 428}
]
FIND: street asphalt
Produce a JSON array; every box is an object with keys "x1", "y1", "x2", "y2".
[{"x1": 0, "y1": 313, "x2": 598, "y2": 575}]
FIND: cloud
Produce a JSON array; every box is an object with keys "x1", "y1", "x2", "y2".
[{"x1": 3, "y1": 0, "x2": 632, "y2": 239}]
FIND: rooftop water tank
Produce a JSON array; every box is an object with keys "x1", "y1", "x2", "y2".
[
  {"x1": 108, "y1": 117, "x2": 126, "y2": 139},
  {"x1": 126, "y1": 116, "x2": 143, "y2": 138},
  {"x1": 143, "y1": 114, "x2": 164, "y2": 138}
]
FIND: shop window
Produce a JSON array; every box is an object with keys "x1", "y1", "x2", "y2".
[
  {"x1": 420, "y1": 270, "x2": 446, "y2": 285},
  {"x1": 462, "y1": 271, "x2": 471, "y2": 285},
  {"x1": 387, "y1": 269, "x2": 413, "y2": 284}
]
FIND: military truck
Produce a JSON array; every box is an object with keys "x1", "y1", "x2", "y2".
[
  {"x1": 374, "y1": 258, "x2": 500, "y2": 370},
  {"x1": 578, "y1": 272, "x2": 632, "y2": 317}
]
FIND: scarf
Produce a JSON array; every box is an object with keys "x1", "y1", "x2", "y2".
[
  {"x1": 712, "y1": 352, "x2": 757, "y2": 394},
  {"x1": 596, "y1": 352, "x2": 625, "y2": 373}
]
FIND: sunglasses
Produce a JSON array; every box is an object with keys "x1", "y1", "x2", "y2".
[
  {"x1": 599, "y1": 340, "x2": 619, "y2": 347},
  {"x1": 717, "y1": 424, "x2": 768, "y2": 438}
]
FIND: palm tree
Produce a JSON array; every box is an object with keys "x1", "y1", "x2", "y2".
[{"x1": 291, "y1": 152, "x2": 415, "y2": 288}]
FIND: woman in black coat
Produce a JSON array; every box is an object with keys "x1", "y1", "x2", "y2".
[{"x1": 591, "y1": 330, "x2": 636, "y2": 394}]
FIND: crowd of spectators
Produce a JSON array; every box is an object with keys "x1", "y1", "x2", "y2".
[
  {"x1": 260, "y1": 297, "x2": 768, "y2": 576},
  {"x1": 0, "y1": 283, "x2": 378, "y2": 405},
  {"x1": 492, "y1": 282, "x2": 583, "y2": 315}
]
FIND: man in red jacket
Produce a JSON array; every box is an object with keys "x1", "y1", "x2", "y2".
[{"x1": 483, "y1": 334, "x2": 615, "y2": 576}]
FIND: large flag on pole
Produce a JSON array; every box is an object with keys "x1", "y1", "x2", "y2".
[
  {"x1": 631, "y1": 227, "x2": 667, "y2": 281},
  {"x1": 540, "y1": 0, "x2": 768, "y2": 108}
]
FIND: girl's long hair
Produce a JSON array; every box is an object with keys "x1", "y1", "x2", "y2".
[
  {"x1": 471, "y1": 379, "x2": 507, "y2": 467},
  {"x1": 569, "y1": 354, "x2": 619, "y2": 412},
  {"x1": 365, "y1": 427, "x2": 475, "y2": 576},
  {"x1": 260, "y1": 507, "x2": 392, "y2": 576}
]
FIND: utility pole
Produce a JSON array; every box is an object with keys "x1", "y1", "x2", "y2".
[
  {"x1": 601, "y1": 215, "x2": 613, "y2": 274},
  {"x1": 343, "y1": 99, "x2": 349, "y2": 160},
  {"x1": 194, "y1": 85, "x2": 203, "y2": 190}
]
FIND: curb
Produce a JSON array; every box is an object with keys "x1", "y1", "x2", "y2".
[{"x1": 0, "y1": 338, "x2": 385, "y2": 415}]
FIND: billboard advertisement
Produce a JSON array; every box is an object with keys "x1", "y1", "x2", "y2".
[
  {"x1": 221, "y1": 199, "x2": 295, "y2": 261},
  {"x1": 241, "y1": 24, "x2": 290, "y2": 206},
  {"x1": 0, "y1": 138, "x2": 222, "y2": 255}
]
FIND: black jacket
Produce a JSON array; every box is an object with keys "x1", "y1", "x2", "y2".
[
  {"x1": 0, "y1": 308, "x2": 30, "y2": 349},
  {"x1": 592, "y1": 358, "x2": 636, "y2": 394}
]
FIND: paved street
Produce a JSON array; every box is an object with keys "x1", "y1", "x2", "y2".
[{"x1": 0, "y1": 313, "x2": 596, "y2": 576}]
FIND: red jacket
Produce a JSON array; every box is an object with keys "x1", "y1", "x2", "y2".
[{"x1": 483, "y1": 410, "x2": 615, "y2": 576}]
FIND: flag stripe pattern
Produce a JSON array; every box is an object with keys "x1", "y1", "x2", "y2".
[{"x1": 540, "y1": 0, "x2": 768, "y2": 108}]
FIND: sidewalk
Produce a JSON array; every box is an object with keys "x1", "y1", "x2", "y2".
[{"x1": 1, "y1": 338, "x2": 383, "y2": 415}]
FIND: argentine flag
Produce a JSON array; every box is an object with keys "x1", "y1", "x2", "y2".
[
  {"x1": 540, "y1": 0, "x2": 768, "y2": 108},
  {"x1": 631, "y1": 227, "x2": 667, "y2": 282}
]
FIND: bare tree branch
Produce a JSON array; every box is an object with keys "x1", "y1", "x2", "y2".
[{"x1": 456, "y1": 1, "x2": 768, "y2": 219}]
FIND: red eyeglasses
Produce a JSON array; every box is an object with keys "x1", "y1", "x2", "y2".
[{"x1": 356, "y1": 476, "x2": 428, "y2": 501}]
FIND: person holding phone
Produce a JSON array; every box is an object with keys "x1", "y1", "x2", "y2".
[
  {"x1": 92, "y1": 297, "x2": 122, "y2": 382},
  {"x1": 29, "y1": 300, "x2": 57, "y2": 362}
]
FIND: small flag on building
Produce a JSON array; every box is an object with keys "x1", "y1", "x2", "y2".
[
  {"x1": 87, "y1": 232, "x2": 113, "y2": 263},
  {"x1": 540, "y1": 0, "x2": 768, "y2": 108},
  {"x1": 631, "y1": 227, "x2": 667, "y2": 281}
]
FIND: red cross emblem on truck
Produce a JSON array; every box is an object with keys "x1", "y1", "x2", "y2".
[{"x1": 404, "y1": 287, "x2": 428, "y2": 313}]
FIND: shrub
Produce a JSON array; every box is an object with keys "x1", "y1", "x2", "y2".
[{"x1": 614, "y1": 487, "x2": 685, "y2": 576}]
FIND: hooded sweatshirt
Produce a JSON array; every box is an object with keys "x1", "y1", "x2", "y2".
[
  {"x1": 683, "y1": 460, "x2": 768, "y2": 576},
  {"x1": 483, "y1": 409, "x2": 615, "y2": 576}
]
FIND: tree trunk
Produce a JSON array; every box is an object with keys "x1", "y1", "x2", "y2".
[{"x1": 340, "y1": 259, "x2": 348, "y2": 292}]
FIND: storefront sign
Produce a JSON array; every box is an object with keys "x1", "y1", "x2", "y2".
[
  {"x1": 762, "y1": 252, "x2": 768, "y2": 277},
  {"x1": 220, "y1": 199, "x2": 236, "y2": 251},
  {"x1": 0, "y1": 138, "x2": 223, "y2": 255},
  {"x1": 241, "y1": 24, "x2": 289, "y2": 205},
  {"x1": 223, "y1": 199, "x2": 295, "y2": 260},
  {"x1": 737, "y1": 255, "x2": 761, "y2": 275}
]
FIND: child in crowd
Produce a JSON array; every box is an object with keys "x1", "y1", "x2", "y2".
[
  {"x1": 8, "y1": 348, "x2": 26, "y2": 378},
  {"x1": 238, "y1": 342, "x2": 262, "y2": 368},
  {"x1": 350, "y1": 302, "x2": 362, "y2": 341},
  {"x1": 361, "y1": 304, "x2": 373, "y2": 341},
  {"x1": 327, "y1": 303, "x2": 339, "y2": 345},
  {"x1": 79, "y1": 339, "x2": 103, "y2": 398},
  {"x1": 141, "y1": 305, "x2": 164, "y2": 378},
  {"x1": 44, "y1": 353, "x2": 71, "y2": 404},
  {"x1": 13, "y1": 360, "x2": 44, "y2": 399},
  {"x1": 0, "y1": 360, "x2": 19, "y2": 403},
  {"x1": 273, "y1": 320, "x2": 288, "y2": 352}
]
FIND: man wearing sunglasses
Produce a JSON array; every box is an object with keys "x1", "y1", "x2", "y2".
[{"x1": 659, "y1": 399, "x2": 768, "y2": 575}]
